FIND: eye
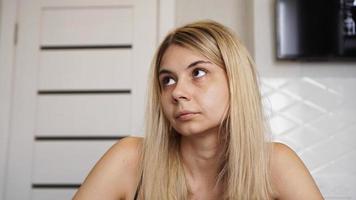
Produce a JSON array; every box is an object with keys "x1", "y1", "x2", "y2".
[
  {"x1": 192, "y1": 69, "x2": 207, "y2": 78},
  {"x1": 161, "y1": 76, "x2": 176, "y2": 86}
]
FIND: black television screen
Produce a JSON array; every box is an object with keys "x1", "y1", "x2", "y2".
[{"x1": 276, "y1": 0, "x2": 356, "y2": 60}]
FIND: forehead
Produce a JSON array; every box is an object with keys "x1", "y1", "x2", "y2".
[{"x1": 159, "y1": 45, "x2": 208, "y2": 69}]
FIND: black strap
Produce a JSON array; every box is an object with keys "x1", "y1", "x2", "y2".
[{"x1": 133, "y1": 173, "x2": 143, "y2": 200}]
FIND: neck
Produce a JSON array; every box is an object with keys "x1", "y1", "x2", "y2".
[{"x1": 179, "y1": 127, "x2": 224, "y2": 190}]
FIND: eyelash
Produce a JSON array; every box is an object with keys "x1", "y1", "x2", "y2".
[{"x1": 160, "y1": 68, "x2": 207, "y2": 87}]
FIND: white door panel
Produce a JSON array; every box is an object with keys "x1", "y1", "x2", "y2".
[
  {"x1": 38, "y1": 49, "x2": 132, "y2": 90},
  {"x1": 32, "y1": 141, "x2": 117, "y2": 183},
  {"x1": 32, "y1": 188, "x2": 77, "y2": 200},
  {"x1": 41, "y1": 7, "x2": 133, "y2": 46},
  {"x1": 36, "y1": 94, "x2": 131, "y2": 136},
  {"x1": 41, "y1": 0, "x2": 134, "y2": 7}
]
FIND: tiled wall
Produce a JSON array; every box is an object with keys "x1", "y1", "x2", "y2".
[
  {"x1": 254, "y1": 1, "x2": 356, "y2": 199},
  {"x1": 261, "y1": 77, "x2": 356, "y2": 199}
]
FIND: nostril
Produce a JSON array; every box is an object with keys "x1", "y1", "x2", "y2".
[
  {"x1": 172, "y1": 91, "x2": 189, "y2": 102},
  {"x1": 179, "y1": 96, "x2": 188, "y2": 100}
]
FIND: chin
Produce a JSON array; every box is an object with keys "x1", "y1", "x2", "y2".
[
  {"x1": 173, "y1": 125, "x2": 202, "y2": 136},
  {"x1": 173, "y1": 125, "x2": 218, "y2": 138}
]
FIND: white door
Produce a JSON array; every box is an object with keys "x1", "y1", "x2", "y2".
[{"x1": 5, "y1": 0, "x2": 158, "y2": 199}]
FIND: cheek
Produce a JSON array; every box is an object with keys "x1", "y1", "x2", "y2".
[
  {"x1": 201, "y1": 82, "x2": 229, "y2": 114},
  {"x1": 160, "y1": 95, "x2": 172, "y2": 117}
]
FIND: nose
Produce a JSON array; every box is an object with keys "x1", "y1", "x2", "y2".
[{"x1": 171, "y1": 79, "x2": 191, "y2": 103}]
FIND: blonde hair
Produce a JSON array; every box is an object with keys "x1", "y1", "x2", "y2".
[{"x1": 139, "y1": 20, "x2": 274, "y2": 199}]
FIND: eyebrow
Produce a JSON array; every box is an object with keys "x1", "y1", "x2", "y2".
[{"x1": 159, "y1": 60, "x2": 212, "y2": 76}]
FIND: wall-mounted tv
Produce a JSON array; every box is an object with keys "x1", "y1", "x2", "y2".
[{"x1": 276, "y1": 0, "x2": 356, "y2": 61}]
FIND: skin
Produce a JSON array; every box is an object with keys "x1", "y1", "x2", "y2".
[{"x1": 73, "y1": 45, "x2": 324, "y2": 200}]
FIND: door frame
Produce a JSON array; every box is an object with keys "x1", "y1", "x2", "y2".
[{"x1": 0, "y1": 0, "x2": 18, "y2": 199}]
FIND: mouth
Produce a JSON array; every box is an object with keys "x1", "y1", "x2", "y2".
[{"x1": 175, "y1": 111, "x2": 200, "y2": 120}]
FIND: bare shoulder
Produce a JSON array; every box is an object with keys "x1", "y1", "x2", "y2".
[
  {"x1": 270, "y1": 142, "x2": 324, "y2": 200},
  {"x1": 73, "y1": 136, "x2": 143, "y2": 200}
]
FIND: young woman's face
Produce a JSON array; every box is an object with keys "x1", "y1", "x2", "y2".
[{"x1": 159, "y1": 44, "x2": 229, "y2": 137}]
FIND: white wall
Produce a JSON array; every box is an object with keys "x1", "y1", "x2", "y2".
[
  {"x1": 176, "y1": 0, "x2": 356, "y2": 199},
  {"x1": 175, "y1": 0, "x2": 255, "y2": 54}
]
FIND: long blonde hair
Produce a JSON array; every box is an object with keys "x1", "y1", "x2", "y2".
[{"x1": 139, "y1": 20, "x2": 273, "y2": 200}]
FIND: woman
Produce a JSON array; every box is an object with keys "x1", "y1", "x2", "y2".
[{"x1": 73, "y1": 20, "x2": 323, "y2": 200}]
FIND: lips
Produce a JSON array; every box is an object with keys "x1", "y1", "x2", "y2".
[{"x1": 175, "y1": 110, "x2": 199, "y2": 119}]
